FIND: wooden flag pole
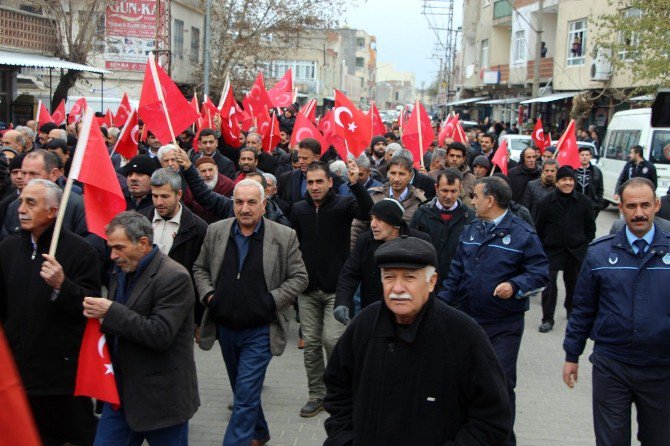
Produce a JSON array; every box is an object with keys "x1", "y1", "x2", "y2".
[
  {"x1": 49, "y1": 108, "x2": 94, "y2": 256},
  {"x1": 416, "y1": 100, "x2": 424, "y2": 168},
  {"x1": 149, "y1": 55, "x2": 179, "y2": 146},
  {"x1": 489, "y1": 164, "x2": 497, "y2": 176}
]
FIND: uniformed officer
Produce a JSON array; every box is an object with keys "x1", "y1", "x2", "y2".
[
  {"x1": 324, "y1": 236, "x2": 512, "y2": 445},
  {"x1": 563, "y1": 177, "x2": 670, "y2": 446},
  {"x1": 438, "y1": 176, "x2": 549, "y2": 446}
]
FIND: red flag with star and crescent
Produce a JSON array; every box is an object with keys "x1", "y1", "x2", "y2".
[
  {"x1": 267, "y1": 68, "x2": 294, "y2": 108},
  {"x1": 290, "y1": 112, "x2": 328, "y2": 151},
  {"x1": 68, "y1": 97, "x2": 87, "y2": 124},
  {"x1": 555, "y1": 119, "x2": 581, "y2": 168},
  {"x1": 370, "y1": 101, "x2": 386, "y2": 137},
  {"x1": 74, "y1": 319, "x2": 121, "y2": 407},
  {"x1": 531, "y1": 118, "x2": 551, "y2": 153},
  {"x1": 114, "y1": 93, "x2": 132, "y2": 128},
  {"x1": 333, "y1": 90, "x2": 371, "y2": 157},
  {"x1": 492, "y1": 137, "x2": 510, "y2": 175},
  {"x1": 402, "y1": 101, "x2": 435, "y2": 168},
  {"x1": 319, "y1": 109, "x2": 346, "y2": 157},
  {"x1": 247, "y1": 72, "x2": 274, "y2": 112},
  {"x1": 113, "y1": 109, "x2": 140, "y2": 159},
  {"x1": 51, "y1": 100, "x2": 66, "y2": 126}
]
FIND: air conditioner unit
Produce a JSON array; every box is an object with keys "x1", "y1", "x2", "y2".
[{"x1": 590, "y1": 48, "x2": 612, "y2": 81}]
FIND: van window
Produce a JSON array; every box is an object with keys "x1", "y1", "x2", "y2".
[
  {"x1": 509, "y1": 138, "x2": 532, "y2": 153},
  {"x1": 603, "y1": 130, "x2": 641, "y2": 161},
  {"x1": 649, "y1": 130, "x2": 670, "y2": 165}
]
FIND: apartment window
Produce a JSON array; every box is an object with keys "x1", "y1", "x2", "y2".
[
  {"x1": 191, "y1": 27, "x2": 200, "y2": 64},
  {"x1": 356, "y1": 57, "x2": 365, "y2": 68},
  {"x1": 618, "y1": 8, "x2": 642, "y2": 61},
  {"x1": 567, "y1": 19, "x2": 587, "y2": 66},
  {"x1": 480, "y1": 39, "x2": 489, "y2": 68},
  {"x1": 356, "y1": 38, "x2": 366, "y2": 49},
  {"x1": 263, "y1": 60, "x2": 316, "y2": 81},
  {"x1": 514, "y1": 31, "x2": 525, "y2": 62},
  {"x1": 174, "y1": 19, "x2": 184, "y2": 60}
]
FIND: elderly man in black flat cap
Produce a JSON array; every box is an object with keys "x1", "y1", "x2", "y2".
[
  {"x1": 123, "y1": 155, "x2": 156, "y2": 211},
  {"x1": 323, "y1": 237, "x2": 512, "y2": 446}
]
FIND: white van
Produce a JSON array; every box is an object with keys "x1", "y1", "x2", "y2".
[
  {"x1": 597, "y1": 108, "x2": 670, "y2": 204},
  {"x1": 499, "y1": 134, "x2": 533, "y2": 162}
]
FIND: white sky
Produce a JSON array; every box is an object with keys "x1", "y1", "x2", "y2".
[{"x1": 343, "y1": 0, "x2": 463, "y2": 88}]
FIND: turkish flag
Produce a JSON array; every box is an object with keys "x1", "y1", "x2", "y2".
[
  {"x1": 190, "y1": 95, "x2": 199, "y2": 113},
  {"x1": 74, "y1": 319, "x2": 121, "y2": 407},
  {"x1": 268, "y1": 68, "x2": 294, "y2": 108},
  {"x1": 319, "y1": 110, "x2": 347, "y2": 159},
  {"x1": 438, "y1": 114, "x2": 466, "y2": 146},
  {"x1": 68, "y1": 108, "x2": 126, "y2": 238},
  {"x1": 114, "y1": 93, "x2": 132, "y2": 127},
  {"x1": 532, "y1": 118, "x2": 550, "y2": 153},
  {"x1": 247, "y1": 72, "x2": 274, "y2": 111},
  {"x1": 402, "y1": 101, "x2": 435, "y2": 168},
  {"x1": 51, "y1": 99, "x2": 66, "y2": 126},
  {"x1": 241, "y1": 96, "x2": 258, "y2": 131},
  {"x1": 492, "y1": 138, "x2": 509, "y2": 175},
  {"x1": 370, "y1": 101, "x2": 386, "y2": 137},
  {"x1": 218, "y1": 83, "x2": 241, "y2": 148},
  {"x1": 258, "y1": 108, "x2": 281, "y2": 152},
  {"x1": 113, "y1": 109, "x2": 140, "y2": 159},
  {"x1": 300, "y1": 98, "x2": 317, "y2": 123},
  {"x1": 104, "y1": 109, "x2": 115, "y2": 128},
  {"x1": 0, "y1": 327, "x2": 41, "y2": 445},
  {"x1": 68, "y1": 97, "x2": 87, "y2": 124},
  {"x1": 334, "y1": 90, "x2": 371, "y2": 157},
  {"x1": 555, "y1": 120, "x2": 581, "y2": 168},
  {"x1": 138, "y1": 56, "x2": 199, "y2": 144},
  {"x1": 35, "y1": 100, "x2": 54, "y2": 126},
  {"x1": 290, "y1": 112, "x2": 327, "y2": 150}
]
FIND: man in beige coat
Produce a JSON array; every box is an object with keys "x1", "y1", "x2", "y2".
[{"x1": 193, "y1": 179, "x2": 308, "y2": 446}]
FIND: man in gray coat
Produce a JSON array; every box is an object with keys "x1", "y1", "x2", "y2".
[
  {"x1": 83, "y1": 211, "x2": 199, "y2": 445},
  {"x1": 193, "y1": 179, "x2": 308, "y2": 446}
]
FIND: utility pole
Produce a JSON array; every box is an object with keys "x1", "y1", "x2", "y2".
[
  {"x1": 530, "y1": 0, "x2": 544, "y2": 120},
  {"x1": 203, "y1": 0, "x2": 212, "y2": 96}
]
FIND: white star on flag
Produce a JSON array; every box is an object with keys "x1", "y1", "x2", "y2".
[
  {"x1": 347, "y1": 122, "x2": 357, "y2": 132},
  {"x1": 104, "y1": 363, "x2": 115, "y2": 375}
]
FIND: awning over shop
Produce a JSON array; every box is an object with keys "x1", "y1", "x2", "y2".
[
  {"x1": 0, "y1": 50, "x2": 109, "y2": 74},
  {"x1": 478, "y1": 97, "x2": 528, "y2": 105},
  {"x1": 520, "y1": 91, "x2": 578, "y2": 104},
  {"x1": 444, "y1": 96, "x2": 488, "y2": 106}
]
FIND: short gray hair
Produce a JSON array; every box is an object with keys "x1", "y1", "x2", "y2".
[
  {"x1": 107, "y1": 127, "x2": 120, "y2": 139},
  {"x1": 329, "y1": 160, "x2": 348, "y2": 178},
  {"x1": 381, "y1": 265, "x2": 436, "y2": 284},
  {"x1": 26, "y1": 179, "x2": 62, "y2": 209},
  {"x1": 16, "y1": 126, "x2": 35, "y2": 140},
  {"x1": 106, "y1": 211, "x2": 153, "y2": 244},
  {"x1": 355, "y1": 153, "x2": 370, "y2": 169},
  {"x1": 392, "y1": 148, "x2": 414, "y2": 162},
  {"x1": 234, "y1": 178, "x2": 265, "y2": 201},
  {"x1": 150, "y1": 168, "x2": 182, "y2": 193},
  {"x1": 262, "y1": 172, "x2": 277, "y2": 186},
  {"x1": 156, "y1": 144, "x2": 179, "y2": 162},
  {"x1": 431, "y1": 148, "x2": 447, "y2": 165},
  {"x1": 386, "y1": 142, "x2": 402, "y2": 155},
  {"x1": 50, "y1": 129, "x2": 67, "y2": 142}
]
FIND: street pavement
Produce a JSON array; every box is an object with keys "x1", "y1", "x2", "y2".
[{"x1": 190, "y1": 207, "x2": 635, "y2": 445}]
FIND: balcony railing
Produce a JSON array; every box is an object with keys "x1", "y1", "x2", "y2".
[
  {"x1": 493, "y1": 0, "x2": 513, "y2": 20},
  {"x1": 526, "y1": 57, "x2": 554, "y2": 81}
]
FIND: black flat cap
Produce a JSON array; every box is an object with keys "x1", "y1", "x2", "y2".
[
  {"x1": 374, "y1": 236, "x2": 438, "y2": 269},
  {"x1": 123, "y1": 155, "x2": 156, "y2": 177}
]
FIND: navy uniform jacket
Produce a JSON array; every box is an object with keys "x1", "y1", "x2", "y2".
[
  {"x1": 438, "y1": 211, "x2": 549, "y2": 323},
  {"x1": 564, "y1": 225, "x2": 670, "y2": 366}
]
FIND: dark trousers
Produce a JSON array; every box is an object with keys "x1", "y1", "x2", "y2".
[
  {"x1": 541, "y1": 262, "x2": 581, "y2": 323},
  {"x1": 28, "y1": 394, "x2": 97, "y2": 446},
  {"x1": 94, "y1": 403, "x2": 188, "y2": 446},
  {"x1": 217, "y1": 324, "x2": 273, "y2": 445},
  {"x1": 480, "y1": 317, "x2": 524, "y2": 446},
  {"x1": 591, "y1": 352, "x2": 670, "y2": 446}
]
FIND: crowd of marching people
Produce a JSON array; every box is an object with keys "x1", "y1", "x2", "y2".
[{"x1": 1, "y1": 94, "x2": 670, "y2": 446}]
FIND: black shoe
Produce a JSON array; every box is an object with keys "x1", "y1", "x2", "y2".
[
  {"x1": 300, "y1": 398, "x2": 324, "y2": 418},
  {"x1": 539, "y1": 321, "x2": 554, "y2": 333}
]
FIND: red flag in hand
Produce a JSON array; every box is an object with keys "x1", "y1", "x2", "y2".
[
  {"x1": 531, "y1": 118, "x2": 550, "y2": 153},
  {"x1": 247, "y1": 72, "x2": 274, "y2": 111},
  {"x1": 139, "y1": 57, "x2": 199, "y2": 144},
  {"x1": 290, "y1": 112, "x2": 327, "y2": 151},
  {"x1": 258, "y1": 108, "x2": 281, "y2": 152},
  {"x1": 104, "y1": 109, "x2": 115, "y2": 128},
  {"x1": 492, "y1": 138, "x2": 509, "y2": 175},
  {"x1": 319, "y1": 109, "x2": 346, "y2": 158},
  {"x1": 268, "y1": 68, "x2": 294, "y2": 108},
  {"x1": 68, "y1": 97, "x2": 88, "y2": 124},
  {"x1": 555, "y1": 120, "x2": 581, "y2": 168},
  {"x1": 35, "y1": 100, "x2": 54, "y2": 126},
  {"x1": 402, "y1": 101, "x2": 435, "y2": 168},
  {"x1": 75, "y1": 319, "x2": 120, "y2": 407},
  {"x1": 438, "y1": 114, "x2": 467, "y2": 146},
  {"x1": 68, "y1": 108, "x2": 126, "y2": 238},
  {"x1": 370, "y1": 102, "x2": 386, "y2": 137},
  {"x1": 114, "y1": 93, "x2": 132, "y2": 127},
  {"x1": 0, "y1": 327, "x2": 41, "y2": 445},
  {"x1": 113, "y1": 109, "x2": 140, "y2": 159},
  {"x1": 51, "y1": 100, "x2": 66, "y2": 126},
  {"x1": 190, "y1": 95, "x2": 199, "y2": 113},
  {"x1": 218, "y1": 81, "x2": 241, "y2": 148},
  {"x1": 300, "y1": 98, "x2": 317, "y2": 123},
  {"x1": 334, "y1": 90, "x2": 371, "y2": 157}
]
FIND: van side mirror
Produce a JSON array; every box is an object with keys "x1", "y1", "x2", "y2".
[{"x1": 651, "y1": 89, "x2": 670, "y2": 127}]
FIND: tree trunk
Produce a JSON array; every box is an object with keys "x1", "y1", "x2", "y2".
[{"x1": 51, "y1": 69, "x2": 82, "y2": 111}]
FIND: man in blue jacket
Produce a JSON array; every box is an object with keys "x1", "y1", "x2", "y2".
[
  {"x1": 563, "y1": 177, "x2": 670, "y2": 446},
  {"x1": 438, "y1": 176, "x2": 549, "y2": 446}
]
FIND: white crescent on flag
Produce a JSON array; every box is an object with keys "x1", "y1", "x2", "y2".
[
  {"x1": 322, "y1": 120, "x2": 332, "y2": 135},
  {"x1": 295, "y1": 127, "x2": 314, "y2": 141},
  {"x1": 333, "y1": 107, "x2": 353, "y2": 127},
  {"x1": 274, "y1": 78, "x2": 289, "y2": 91},
  {"x1": 130, "y1": 125, "x2": 140, "y2": 144},
  {"x1": 275, "y1": 93, "x2": 292, "y2": 106},
  {"x1": 534, "y1": 128, "x2": 544, "y2": 141},
  {"x1": 97, "y1": 334, "x2": 106, "y2": 358}
]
